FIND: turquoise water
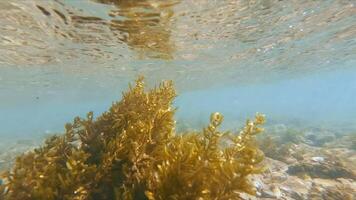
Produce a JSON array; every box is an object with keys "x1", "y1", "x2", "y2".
[
  {"x1": 2, "y1": 67, "x2": 356, "y2": 139},
  {"x1": 0, "y1": 0, "x2": 355, "y2": 139}
]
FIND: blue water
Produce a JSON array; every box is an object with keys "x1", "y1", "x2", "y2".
[
  {"x1": 176, "y1": 67, "x2": 356, "y2": 130},
  {"x1": 1, "y1": 66, "x2": 356, "y2": 139}
]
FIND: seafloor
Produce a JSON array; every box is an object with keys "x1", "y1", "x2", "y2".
[{"x1": 1, "y1": 124, "x2": 355, "y2": 200}]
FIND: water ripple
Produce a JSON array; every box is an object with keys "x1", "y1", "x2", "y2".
[{"x1": 0, "y1": 0, "x2": 354, "y2": 88}]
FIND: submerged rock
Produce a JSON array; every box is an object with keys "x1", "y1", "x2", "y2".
[
  {"x1": 260, "y1": 185, "x2": 282, "y2": 199},
  {"x1": 255, "y1": 138, "x2": 356, "y2": 200},
  {"x1": 304, "y1": 130, "x2": 336, "y2": 146},
  {"x1": 308, "y1": 178, "x2": 355, "y2": 200},
  {"x1": 286, "y1": 144, "x2": 356, "y2": 180},
  {"x1": 287, "y1": 162, "x2": 355, "y2": 179}
]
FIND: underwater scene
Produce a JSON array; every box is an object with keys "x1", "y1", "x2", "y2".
[{"x1": 0, "y1": 0, "x2": 355, "y2": 199}]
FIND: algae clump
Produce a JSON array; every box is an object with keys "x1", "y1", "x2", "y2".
[{"x1": 0, "y1": 77, "x2": 265, "y2": 200}]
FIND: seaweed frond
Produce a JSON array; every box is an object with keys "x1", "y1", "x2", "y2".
[{"x1": 1, "y1": 77, "x2": 265, "y2": 200}]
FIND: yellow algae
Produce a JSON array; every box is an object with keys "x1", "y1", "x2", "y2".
[{"x1": 0, "y1": 77, "x2": 265, "y2": 200}]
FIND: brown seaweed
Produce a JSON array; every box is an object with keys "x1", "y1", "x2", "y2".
[{"x1": 0, "y1": 77, "x2": 265, "y2": 200}]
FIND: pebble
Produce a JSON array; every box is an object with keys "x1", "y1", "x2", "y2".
[
  {"x1": 271, "y1": 172, "x2": 288, "y2": 182},
  {"x1": 311, "y1": 156, "x2": 325, "y2": 162},
  {"x1": 271, "y1": 186, "x2": 282, "y2": 199},
  {"x1": 253, "y1": 179, "x2": 264, "y2": 191}
]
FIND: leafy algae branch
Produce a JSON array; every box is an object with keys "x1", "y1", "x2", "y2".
[{"x1": 0, "y1": 77, "x2": 265, "y2": 200}]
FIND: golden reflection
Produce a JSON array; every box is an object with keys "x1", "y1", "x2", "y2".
[{"x1": 94, "y1": 0, "x2": 179, "y2": 59}]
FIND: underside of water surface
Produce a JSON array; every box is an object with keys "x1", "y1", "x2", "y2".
[{"x1": 0, "y1": 0, "x2": 355, "y2": 199}]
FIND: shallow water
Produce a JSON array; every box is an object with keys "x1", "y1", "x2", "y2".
[
  {"x1": 1, "y1": 0, "x2": 355, "y2": 139},
  {"x1": 0, "y1": 0, "x2": 356, "y2": 198}
]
